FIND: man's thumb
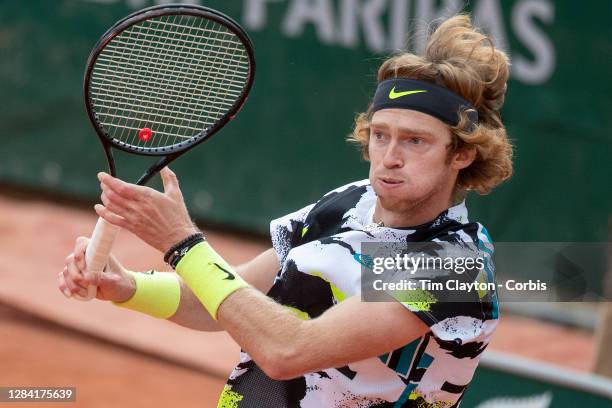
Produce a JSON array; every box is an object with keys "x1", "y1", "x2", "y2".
[{"x1": 161, "y1": 167, "x2": 181, "y2": 198}]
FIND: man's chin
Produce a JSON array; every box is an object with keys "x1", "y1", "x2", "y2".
[{"x1": 375, "y1": 190, "x2": 417, "y2": 211}]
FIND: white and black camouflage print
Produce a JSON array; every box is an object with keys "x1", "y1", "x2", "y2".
[{"x1": 219, "y1": 180, "x2": 499, "y2": 408}]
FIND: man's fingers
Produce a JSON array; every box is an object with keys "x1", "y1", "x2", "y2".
[
  {"x1": 64, "y1": 253, "x2": 85, "y2": 281},
  {"x1": 98, "y1": 172, "x2": 148, "y2": 200},
  {"x1": 73, "y1": 251, "x2": 87, "y2": 273},
  {"x1": 65, "y1": 257, "x2": 85, "y2": 283},
  {"x1": 64, "y1": 264, "x2": 89, "y2": 297},
  {"x1": 76, "y1": 236, "x2": 90, "y2": 249},
  {"x1": 85, "y1": 271, "x2": 102, "y2": 287},
  {"x1": 95, "y1": 204, "x2": 128, "y2": 228},
  {"x1": 74, "y1": 237, "x2": 90, "y2": 271},
  {"x1": 100, "y1": 189, "x2": 134, "y2": 219},
  {"x1": 58, "y1": 270, "x2": 72, "y2": 298},
  {"x1": 64, "y1": 253, "x2": 75, "y2": 265},
  {"x1": 58, "y1": 273, "x2": 85, "y2": 299}
]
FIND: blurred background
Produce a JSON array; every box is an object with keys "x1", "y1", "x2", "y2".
[{"x1": 0, "y1": 0, "x2": 610, "y2": 407}]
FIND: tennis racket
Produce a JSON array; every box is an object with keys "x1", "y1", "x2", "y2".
[{"x1": 76, "y1": 4, "x2": 255, "y2": 300}]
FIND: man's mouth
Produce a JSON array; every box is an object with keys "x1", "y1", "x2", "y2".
[{"x1": 379, "y1": 177, "x2": 404, "y2": 186}]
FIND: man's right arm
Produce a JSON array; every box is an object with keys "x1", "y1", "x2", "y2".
[
  {"x1": 167, "y1": 247, "x2": 280, "y2": 331},
  {"x1": 60, "y1": 241, "x2": 280, "y2": 332}
]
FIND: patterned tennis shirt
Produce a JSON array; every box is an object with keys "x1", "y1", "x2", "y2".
[{"x1": 218, "y1": 180, "x2": 499, "y2": 407}]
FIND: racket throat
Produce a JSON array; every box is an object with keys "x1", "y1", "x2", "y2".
[{"x1": 136, "y1": 155, "x2": 176, "y2": 185}]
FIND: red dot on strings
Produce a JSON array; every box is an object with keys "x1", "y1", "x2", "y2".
[{"x1": 139, "y1": 127, "x2": 153, "y2": 142}]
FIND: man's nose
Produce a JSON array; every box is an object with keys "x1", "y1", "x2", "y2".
[{"x1": 382, "y1": 141, "x2": 404, "y2": 168}]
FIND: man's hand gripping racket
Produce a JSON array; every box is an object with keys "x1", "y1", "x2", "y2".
[{"x1": 73, "y1": 4, "x2": 255, "y2": 300}]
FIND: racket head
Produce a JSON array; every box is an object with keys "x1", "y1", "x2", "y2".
[{"x1": 83, "y1": 4, "x2": 255, "y2": 156}]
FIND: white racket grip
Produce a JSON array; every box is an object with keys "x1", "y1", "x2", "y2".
[{"x1": 74, "y1": 217, "x2": 120, "y2": 301}]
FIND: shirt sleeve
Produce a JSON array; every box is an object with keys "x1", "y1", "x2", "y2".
[
  {"x1": 269, "y1": 202, "x2": 315, "y2": 266},
  {"x1": 389, "y1": 242, "x2": 498, "y2": 346},
  {"x1": 269, "y1": 179, "x2": 369, "y2": 266}
]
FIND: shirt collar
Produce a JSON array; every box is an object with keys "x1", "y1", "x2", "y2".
[{"x1": 445, "y1": 200, "x2": 469, "y2": 224}]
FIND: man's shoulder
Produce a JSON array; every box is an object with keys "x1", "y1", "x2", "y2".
[
  {"x1": 321, "y1": 179, "x2": 371, "y2": 197},
  {"x1": 299, "y1": 180, "x2": 372, "y2": 240},
  {"x1": 431, "y1": 201, "x2": 494, "y2": 247},
  {"x1": 435, "y1": 220, "x2": 494, "y2": 248},
  {"x1": 311, "y1": 179, "x2": 372, "y2": 215}
]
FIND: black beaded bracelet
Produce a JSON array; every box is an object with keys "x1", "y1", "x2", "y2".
[
  {"x1": 163, "y1": 232, "x2": 203, "y2": 263},
  {"x1": 164, "y1": 232, "x2": 205, "y2": 268}
]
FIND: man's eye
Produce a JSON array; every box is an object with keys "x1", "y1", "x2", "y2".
[
  {"x1": 373, "y1": 132, "x2": 385, "y2": 140},
  {"x1": 410, "y1": 137, "x2": 423, "y2": 145}
]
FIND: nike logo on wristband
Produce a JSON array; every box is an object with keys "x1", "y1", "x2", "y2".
[{"x1": 213, "y1": 263, "x2": 235, "y2": 280}]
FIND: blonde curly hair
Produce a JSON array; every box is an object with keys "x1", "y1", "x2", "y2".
[{"x1": 350, "y1": 14, "x2": 513, "y2": 195}]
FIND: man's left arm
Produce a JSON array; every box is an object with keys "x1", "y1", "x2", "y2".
[{"x1": 216, "y1": 289, "x2": 429, "y2": 380}]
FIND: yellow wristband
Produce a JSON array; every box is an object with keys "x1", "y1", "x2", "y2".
[
  {"x1": 176, "y1": 241, "x2": 249, "y2": 320},
  {"x1": 113, "y1": 271, "x2": 181, "y2": 319}
]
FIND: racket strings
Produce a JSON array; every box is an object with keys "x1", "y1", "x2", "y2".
[
  {"x1": 89, "y1": 13, "x2": 250, "y2": 149},
  {"x1": 110, "y1": 15, "x2": 246, "y2": 147},
  {"x1": 98, "y1": 32, "x2": 249, "y2": 83},
  {"x1": 107, "y1": 16, "x2": 245, "y2": 144}
]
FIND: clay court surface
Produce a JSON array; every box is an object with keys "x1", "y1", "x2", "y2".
[
  {"x1": 0, "y1": 193, "x2": 597, "y2": 407},
  {"x1": 0, "y1": 304, "x2": 225, "y2": 407}
]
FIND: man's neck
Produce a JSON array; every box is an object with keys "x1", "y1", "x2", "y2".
[{"x1": 373, "y1": 192, "x2": 454, "y2": 228}]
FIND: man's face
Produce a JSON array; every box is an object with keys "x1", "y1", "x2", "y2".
[{"x1": 368, "y1": 109, "x2": 456, "y2": 212}]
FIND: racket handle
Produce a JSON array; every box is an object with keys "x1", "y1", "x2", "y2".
[{"x1": 74, "y1": 217, "x2": 120, "y2": 301}]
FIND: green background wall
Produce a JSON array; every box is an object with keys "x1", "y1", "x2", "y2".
[
  {"x1": 464, "y1": 356, "x2": 612, "y2": 407},
  {"x1": 1, "y1": 0, "x2": 610, "y2": 241}
]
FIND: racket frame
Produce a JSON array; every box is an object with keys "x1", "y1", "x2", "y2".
[
  {"x1": 83, "y1": 3, "x2": 256, "y2": 184},
  {"x1": 76, "y1": 4, "x2": 255, "y2": 300}
]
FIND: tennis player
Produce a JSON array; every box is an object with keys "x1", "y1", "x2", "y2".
[{"x1": 60, "y1": 15, "x2": 512, "y2": 407}]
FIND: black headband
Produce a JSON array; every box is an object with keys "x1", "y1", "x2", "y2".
[{"x1": 371, "y1": 78, "x2": 478, "y2": 128}]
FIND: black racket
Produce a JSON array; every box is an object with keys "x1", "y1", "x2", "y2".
[{"x1": 78, "y1": 4, "x2": 255, "y2": 300}]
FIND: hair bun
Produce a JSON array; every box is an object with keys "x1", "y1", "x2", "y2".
[{"x1": 425, "y1": 15, "x2": 510, "y2": 127}]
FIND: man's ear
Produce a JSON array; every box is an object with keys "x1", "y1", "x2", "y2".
[{"x1": 450, "y1": 146, "x2": 477, "y2": 170}]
